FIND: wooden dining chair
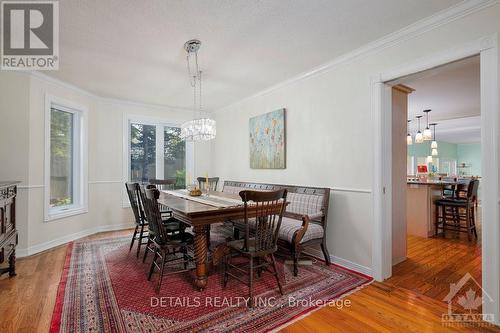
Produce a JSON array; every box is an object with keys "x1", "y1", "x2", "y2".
[
  {"x1": 149, "y1": 178, "x2": 176, "y2": 217},
  {"x1": 196, "y1": 176, "x2": 220, "y2": 247},
  {"x1": 149, "y1": 178, "x2": 176, "y2": 191},
  {"x1": 223, "y1": 189, "x2": 288, "y2": 307},
  {"x1": 125, "y1": 182, "x2": 150, "y2": 258},
  {"x1": 140, "y1": 186, "x2": 193, "y2": 293},
  {"x1": 197, "y1": 177, "x2": 219, "y2": 191},
  {"x1": 141, "y1": 184, "x2": 186, "y2": 263}
]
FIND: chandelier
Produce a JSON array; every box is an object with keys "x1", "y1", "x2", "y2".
[{"x1": 180, "y1": 39, "x2": 216, "y2": 141}]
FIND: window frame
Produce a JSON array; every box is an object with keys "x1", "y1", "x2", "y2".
[
  {"x1": 44, "y1": 95, "x2": 88, "y2": 222},
  {"x1": 122, "y1": 115, "x2": 193, "y2": 207}
]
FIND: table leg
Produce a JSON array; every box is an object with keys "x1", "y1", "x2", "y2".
[{"x1": 193, "y1": 225, "x2": 208, "y2": 291}]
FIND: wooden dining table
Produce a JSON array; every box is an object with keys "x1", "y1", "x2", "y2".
[{"x1": 157, "y1": 189, "x2": 284, "y2": 291}]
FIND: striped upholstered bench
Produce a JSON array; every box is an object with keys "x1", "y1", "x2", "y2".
[{"x1": 222, "y1": 180, "x2": 330, "y2": 276}]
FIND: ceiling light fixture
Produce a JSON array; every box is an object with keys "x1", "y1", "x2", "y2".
[
  {"x1": 423, "y1": 109, "x2": 432, "y2": 140},
  {"x1": 430, "y1": 123, "x2": 438, "y2": 156},
  {"x1": 415, "y1": 115, "x2": 424, "y2": 144},
  {"x1": 180, "y1": 39, "x2": 216, "y2": 141},
  {"x1": 407, "y1": 120, "x2": 413, "y2": 145},
  {"x1": 430, "y1": 123, "x2": 438, "y2": 149}
]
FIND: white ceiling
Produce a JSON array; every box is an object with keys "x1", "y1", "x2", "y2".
[
  {"x1": 44, "y1": 0, "x2": 460, "y2": 111},
  {"x1": 403, "y1": 56, "x2": 480, "y2": 144}
]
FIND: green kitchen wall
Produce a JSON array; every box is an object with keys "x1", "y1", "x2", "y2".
[
  {"x1": 407, "y1": 141, "x2": 481, "y2": 176},
  {"x1": 457, "y1": 143, "x2": 481, "y2": 176}
]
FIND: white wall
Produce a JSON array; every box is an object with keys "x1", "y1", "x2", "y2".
[
  {"x1": 212, "y1": 4, "x2": 500, "y2": 272},
  {"x1": 0, "y1": 72, "x2": 212, "y2": 255},
  {"x1": 0, "y1": 72, "x2": 30, "y2": 250}
]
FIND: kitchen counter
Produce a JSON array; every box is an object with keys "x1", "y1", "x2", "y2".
[{"x1": 407, "y1": 181, "x2": 458, "y2": 186}]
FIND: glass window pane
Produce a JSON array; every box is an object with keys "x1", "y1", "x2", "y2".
[
  {"x1": 50, "y1": 109, "x2": 74, "y2": 207},
  {"x1": 130, "y1": 123, "x2": 156, "y2": 183},
  {"x1": 164, "y1": 126, "x2": 186, "y2": 189}
]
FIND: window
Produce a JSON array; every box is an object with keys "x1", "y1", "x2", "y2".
[
  {"x1": 126, "y1": 117, "x2": 190, "y2": 194},
  {"x1": 130, "y1": 123, "x2": 156, "y2": 182},
  {"x1": 164, "y1": 126, "x2": 186, "y2": 188},
  {"x1": 45, "y1": 96, "x2": 88, "y2": 221}
]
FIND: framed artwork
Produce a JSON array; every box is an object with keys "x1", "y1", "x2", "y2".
[{"x1": 249, "y1": 109, "x2": 286, "y2": 169}]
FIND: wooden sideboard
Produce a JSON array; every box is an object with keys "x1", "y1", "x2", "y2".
[{"x1": 0, "y1": 181, "x2": 19, "y2": 277}]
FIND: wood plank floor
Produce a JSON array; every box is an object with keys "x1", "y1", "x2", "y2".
[{"x1": 0, "y1": 229, "x2": 498, "y2": 333}]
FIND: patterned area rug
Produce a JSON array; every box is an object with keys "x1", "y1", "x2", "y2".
[{"x1": 50, "y1": 229, "x2": 372, "y2": 333}]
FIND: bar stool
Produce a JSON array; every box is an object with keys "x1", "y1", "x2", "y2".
[{"x1": 435, "y1": 179, "x2": 479, "y2": 241}]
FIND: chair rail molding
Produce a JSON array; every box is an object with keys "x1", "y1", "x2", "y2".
[
  {"x1": 371, "y1": 33, "x2": 499, "y2": 325},
  {"x1": 330, "y1": 187, "x2": 372, "y2": 194}
]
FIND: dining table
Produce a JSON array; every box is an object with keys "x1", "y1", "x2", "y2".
[{"x1": 157, "y1": 189, "x2": 283, "y2": 291}]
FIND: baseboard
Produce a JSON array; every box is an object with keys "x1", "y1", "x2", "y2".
[
  {"x1": 305, "y1": 248, "x2": 373, "y2": 277},
  {"x1": 16, "y1": 223, "x2": 134, "y2": 258},
  {"x1": 392, "y1": 256, "x2": 407, "y2": 266}
]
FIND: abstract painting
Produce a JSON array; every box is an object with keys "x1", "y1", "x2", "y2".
[{"x1": 249, "y1": 109, "x2": 286, "y2": 169}]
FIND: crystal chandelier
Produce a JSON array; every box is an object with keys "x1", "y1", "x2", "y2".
[{"x1": 180, "y1": 40, "x2": 216, "y2": 141}]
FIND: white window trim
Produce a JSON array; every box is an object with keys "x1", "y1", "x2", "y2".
[
  {"x1": 44, "y1": 94, "x2": 89, "y2": 222},
  {"x1": 122, "y1": 114, "x2": 193, "y2": 207}
]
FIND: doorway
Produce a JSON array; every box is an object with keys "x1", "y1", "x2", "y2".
[
  {"x1": 371, "y1": 35, "x2": 499, "y2": 325},
  {"x1": 388, "y1": 56, "x2": 482, "y2": 302}
]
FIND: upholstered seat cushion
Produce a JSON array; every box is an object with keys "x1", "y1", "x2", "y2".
[
  {"x1": 232, "y1": 217, "x2": 324, "y2": 244},
  {"x1": 279, "y1": 217, "x2": 324, "y2": 243}
]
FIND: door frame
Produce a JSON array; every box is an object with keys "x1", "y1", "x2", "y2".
[{"x1": 371, "y1": 33, "x2": 499, "y2": 325}]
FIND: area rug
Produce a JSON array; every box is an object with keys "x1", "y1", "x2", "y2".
[{"x1": 50, "y1": 230, "x2": 372, "y2": 333}]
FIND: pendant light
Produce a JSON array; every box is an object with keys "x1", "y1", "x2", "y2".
[
  {"x1": 430, "y1": 123, "x2": 438, "y2": 149},
  {"x1": 423, "y1": 109, "x2": 432, "y2": 140},
  {"x1": 407, "y1": 120, "x2": 413, "y2": 145},
  {"x1": 426, "y1": 155, "x2": 433, "y2": 164},
  {"x1": 415, "y1": 115, "x2": 424, "y2": 143},
  {"x1": 180, "y1": 40, "x2": 217, "y2": 141},
  {"x1": 430, "y1": 123, "x2": 438, "y2": 156}
]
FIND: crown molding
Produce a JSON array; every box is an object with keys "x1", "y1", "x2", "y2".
[
  {"x1": 216, "y1": 0, "x2": 498, "y2": 114},
  {"x1": 29, "y1": 70, "x2": 97, "y2": 98},
  {"x1": 24, "y1": 71, "x2": 207, "y2": 113}
]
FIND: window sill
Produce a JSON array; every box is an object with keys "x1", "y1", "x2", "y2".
[{"x1": 44, "y1": 206, "x2": 88, "y2": 222}]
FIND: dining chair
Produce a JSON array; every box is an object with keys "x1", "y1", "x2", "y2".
[
  {"x1": 125, "y1": 182, "x2": 150, "y2": 258},
  {"x1": 149, "y1": 178, "x2": 176, "y2": 217},
  {"x1": 149, "y1": 178, "x2": 176, "y2": 191},
  {"x1": 196, "y1": 176, "x2": 220, "y2": 248},
  {"x1": 223, "y1": 189, "x2": 288, "y2": 307},
  {"x1": 140, "y1": 185, "x2": 193, "y2": 293},
  {"x1": 141, "y1": 184, "x2": 186, "y2": 263},
  {"x1": 197, "y1": 177, "x2": 219, "y2": 191}
]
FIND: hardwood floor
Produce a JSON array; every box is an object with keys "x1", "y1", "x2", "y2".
[{"x1": 0, "y1": 229, "x2": 498, "y2": 333}]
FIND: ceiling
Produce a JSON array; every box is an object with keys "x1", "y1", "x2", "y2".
[
  {"x1": 402, "y1": 56, "x2": 480, "y2": 144},
  {"x1": 44, "y1": 0, "x2": 460, "y2": 111}
]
